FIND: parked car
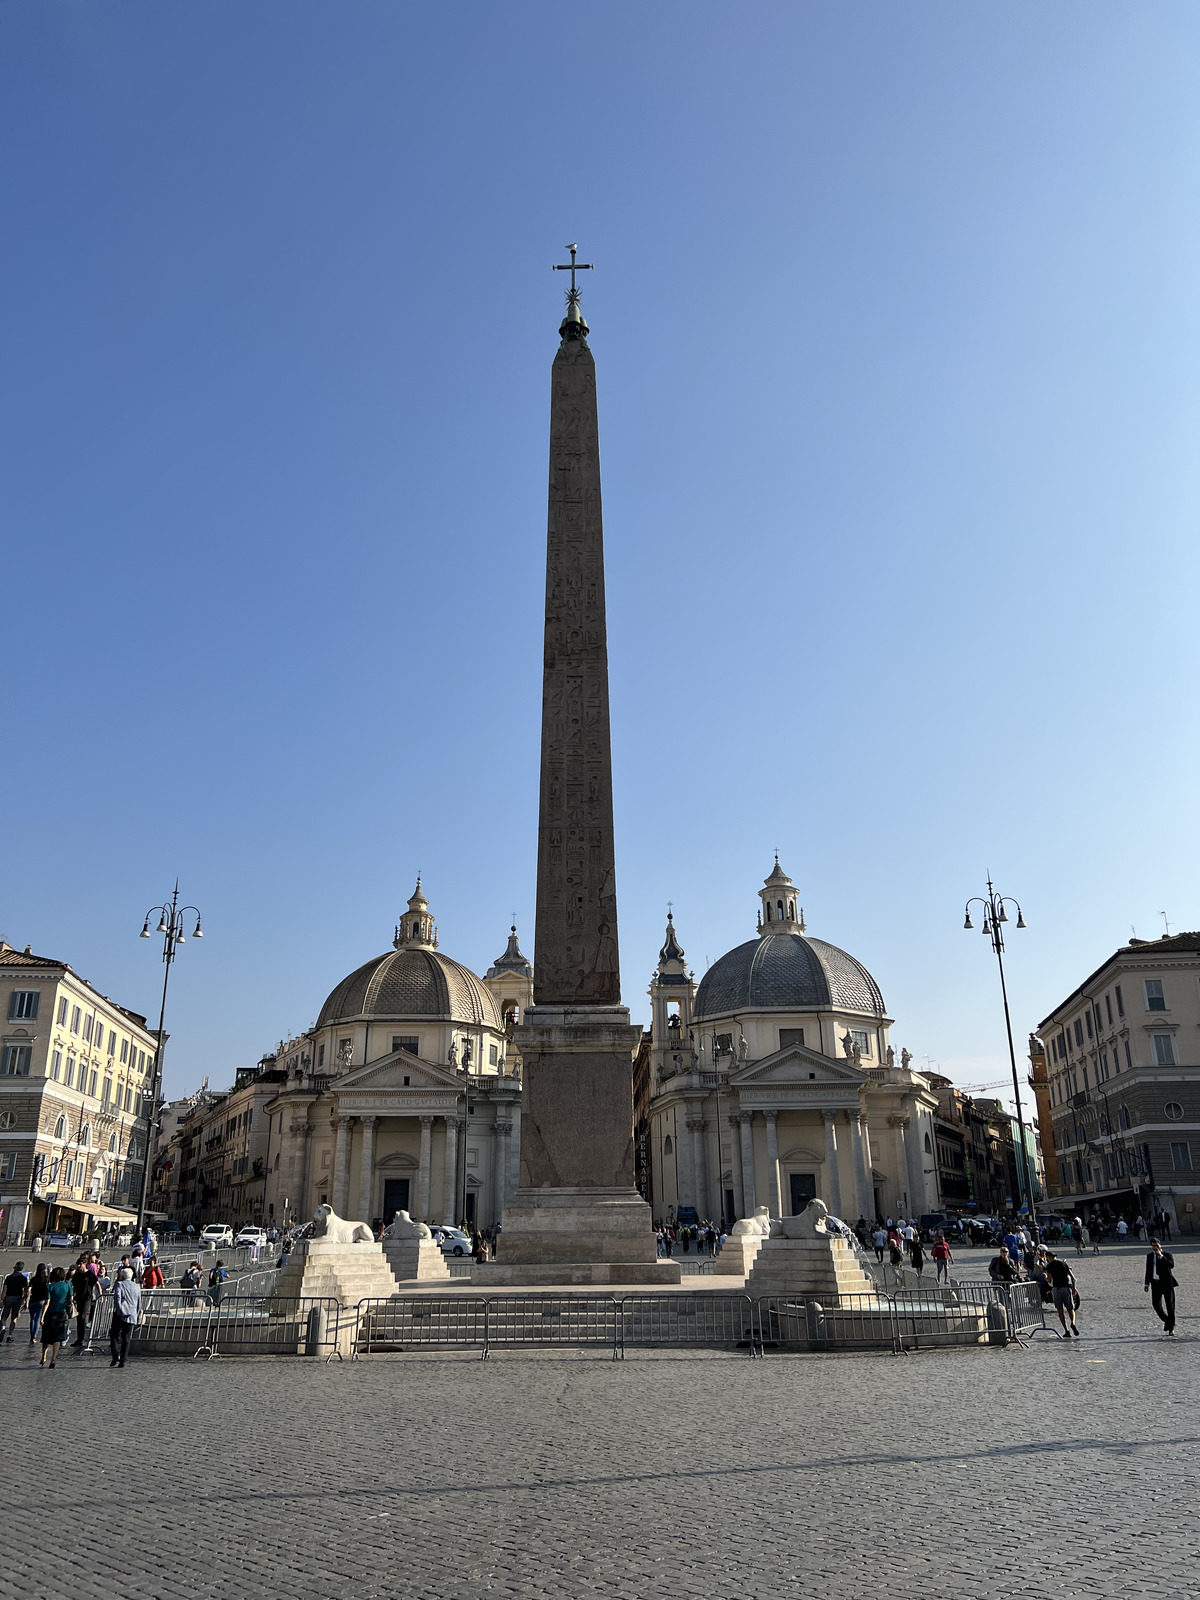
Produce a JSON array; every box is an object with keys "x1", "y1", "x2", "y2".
[
  {"x1": 235, "y1": 1227, "x2": 267, "y2": 1249},
  {"x1": 199, "y1": 1223, "x2": 234, "y2": 1250},
  {"x1": 437, "y1": 1227, "x2": 472, "y2": 1258}
]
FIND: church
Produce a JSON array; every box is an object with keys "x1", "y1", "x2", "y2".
[
  {"x1": 643, "y1": 858, "x2": 939, "y2": 1228},
  {"x1": 260, "y1": 880, "x2": 532, "y2": 1233}
]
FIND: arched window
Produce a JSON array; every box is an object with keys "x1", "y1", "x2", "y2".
[
  {"x1": 765, "y1": 903, "x2": 771, "y2": 922},
  {"x1": 1166, "y1": 1102, "x2": 1184, "y2": 1121},
  {"x1": 924, "y1": 1132, "x2": 932, "y2": 1153},
  {"x1": 54, "y1": 1115, "x2": 66, "y2": 1140},
  {"x1": 664, "y1": 1135, "x2": 673, "y2": 1155},
  {"x1": 788, "y1": 900, "x2": 795, "y2": 920},
  {"x1": 108, "y1": 1132, "x2": 117, "y2": 1153},
  {"x1": 79, "y1": 1125, "x2": 91, "y2": 1149},
  {"x1": 0, "y1": 1111, "x2": 14, "y2": 1130},
  {"x1": 777, "y1": 900, "x2": 784, "y2": 920},
  {"x1": 412, "y1": 922, "x2": 420, "y2": 939}
]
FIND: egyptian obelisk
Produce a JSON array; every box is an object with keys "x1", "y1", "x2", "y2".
[{"x1": 476, "y1": 249, "x2": 679, "y2": 1285}]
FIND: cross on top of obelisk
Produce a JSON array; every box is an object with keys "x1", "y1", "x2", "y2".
[{"x1": 553, "y1": 242, "x2": 593, "y2": 303}]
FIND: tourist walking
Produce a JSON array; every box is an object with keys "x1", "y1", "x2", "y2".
[
  {"x1": 181, "y1": 1262, "x2": 202, "y2": 1306},
  {"x1": 1070, "y1": 1217, "x2": 1084, "y2": 1256},
  {"x1": 1, "y1": 1262, "x2": 28, "y2": 1341},
  {"x1": 69, "y1": 1259, "x2": 97, "y2": 1350},
  {"x1": 872, "y1": 1225, "x2": 887, "y2": 1263},
  {"x1": 208, "y1": 1260, "x2": 228, "y2": 1305},
  {"x1": 39, "y1": 1268, "x2": 73, "y2": 1367},
  {"x1": 1116, "y1": 1217, "x2": 1128, "y2": 1240},
  {"x1": 27, "y1": 1263, "x2": 50, "y2": 1345},
  {"x1": 1043, "y1": 1252, "x2": 1079, "y2": 1338},
  {"x1": 110, "y1": 1266, "x2": 141, "y2": 1367},
  {"x1": 1144, "y1": 1239, "x2": 1177, "y2": 1335},
  {"x1": 142, "y1": 1259, "x2": 164, "y2": 1290},
  {"x1": 932, "y1": 1234, "x2": 953, "y2": 1283},
  {"x1": 910, "y1": 1236, "x2": 925, "y2": 1277}
]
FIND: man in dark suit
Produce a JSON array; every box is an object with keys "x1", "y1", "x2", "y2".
[{"x1": 1144, "y1": 1238, "x2": 1177, "y2": 1335}]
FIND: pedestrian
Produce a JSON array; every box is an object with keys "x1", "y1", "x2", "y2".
[
  {"x1": 1136, "y1": 1214, "x2": 1148, "y2": 1242},
  {"x1": 142, "y1": 1259, "x2": 164, "y2": 1290},
  {"x1": 910, "y1": 1236, "x2": 925, "y2": 1277},
  {"x1": 1070, "y1": 1217, "x2": 1084, "y2": 1256},
  {"x1": 1003, "y1": 1225, "x2": 1021, "y2": 1265},
  {"x1": 27, "y1": 1263, "x2": 51, "y2": 1345},
  {"x1": 1043, "y1": 1252, "x2": 1080, "y2": 1338},
  {"x1": 109, "y1": 1266, "x2": 141, "y2": 1368},
  {"x1": 1116, "y1": 1217, "x2": 1128, "y2": 1240},
  {"x1": 1, "y1": 1261, "x2": 29, "y2": 1341},
  {"x1": 888, "y1": 1231, "x2": 904, "y2": 1270},
  {"x1": 39, "y1": 1268, "x2": 73, "y2": 1367},
  {"x1": 932, "y1": 1234, "x2": 953, "y2": 1283},
  {"x1": 208, "y1": 1259, "x2": 228, "y2": 1305},
  {"x1": 69, "y1": 1259, "x2": 97, "y2": 1350},
  {"x1": 988, "y1": 1248, "x2": 1016, "y2": 1284},
  {"x1": 872, "y1": 1224, "x2": 887, "y2": 1262},
  {"x1": 180, "y1": 1262, "x2": 201, "y2": 1305},
  {"x1": 1162, "y1": 1211, "x2": 1173, "y2": 1241},
  {"x1": 1144, "y1": 1238, "x2": 1177, "y2": 1335}
]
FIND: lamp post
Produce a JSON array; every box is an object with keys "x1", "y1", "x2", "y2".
[
  {"x1": 136, "y1": 883, "x2": 203, "y2": 1235},
  {"x1": 963, "y1": 878, "x2": 1039, "y2": 1243}
]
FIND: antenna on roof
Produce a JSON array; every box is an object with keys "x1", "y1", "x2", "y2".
[{"x1": 1161, "y1": 912, "x2": 1172, "y2": 936}]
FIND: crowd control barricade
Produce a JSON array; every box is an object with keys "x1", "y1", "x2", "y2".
[
  {"x1": 483, "y1": 1295, "x2": 622, "y2": 1360},
  {"x1": 888, "y1": 1286, "x2": 997, "y2": 1350},
  {"x1": 100, "y1": 1291, "x2": 345, "y2": 1360},
  {"x1": 760, "y1": 1294, "x2": 903, "y2": 1353},
  {"x1": 620, "y1": 1294, "x2": 759, "y2": 1357},
  {"x1": 1003, "y1": 1280, "x2": 1051, "y2": 1338},
  {"x1": 355, "y1": 1296, "x2": 488, "y2": 1357}
]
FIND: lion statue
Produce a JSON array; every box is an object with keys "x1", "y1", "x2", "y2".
[
  {"x1": 382, "y1": 1209, "x2": 432, "y2": 1242},
  {"x1": 731, "y1": 1204, "x2": 773, "y2": 1238},
  {"x1": 772, "y1": 1199, "x2": 831, "y2": 1240},
  {"x1": 312, "y1": 1203, "x2": 374, "y2": 1244}
]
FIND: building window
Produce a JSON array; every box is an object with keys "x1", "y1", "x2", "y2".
[
  {"x1": 50, "y1": 1049, "x2": 61, "y2": 1081},
  {"x1": 0, "y1": 1045, "x2": 32, "y2": 1077},
  {"x1": 102, "y1": 1078, "x2": 112, "y2": 1107},
  {"x1": 1124, "y1": 1040, "x2": 1133, "y2": 1070},
  {"x1": 317, "y1": 1044, "x2": 325, "y2": 1068},
  {"x1": 0, "y1": 1152, "x2": 15, "y2": 1181},
  {"x1": 1119, "y1": 1105, "x2": 1131, "y2": 1130},
  {"x1": 1085, "y1": 1010, "x2": 1093, "y2": 1039},
  {"x1": 1115, "y1": 985, "x2": 1125, "y2": 1018},
  {"x1": 108, "y1": 1132, "x2": 117, "y2": 1153},
  {"x1": 779, "y1": 1028, "x2": 805, "y2": 1049},
  {"x1": 0, "y1": 1112, "x2": 14, "y2": 1131},
  {"x1": 64, "y1": 1057, "x2": 76, "y2": 1088},
  {"x1": 1153, "y1": 1036, "x2": 1177, "y2": 1067},
  {"x1": 851, "y1": 1030, "x2": 872, "y2": 1057},
  {"x1": 1099, "y1": 1050, "x2": 1108, "y2": 1080},
  {"x1": 57, "y1": 996, "x2": 68, "y2": 1026},
  {"x1": 83, "y1": 1014, "x2": 93, "y2": 1044},
  {"x1": 107, "y1": 1029, "x2": 116, "y2": 1057},
  {"x1": 70, "y1": 1006, "x2": 81, "y2": 1034},
  {"x1": 489, "y1": 1044, "x2": 498, "y2": 1066},
  {"x1": 7, "y1": 990, "x2": 40, "y2": 1021},
  {"x1": 392, "y1": 1036, "x2": 420, "y2": 1056},
  {"x1": 1171, "y1": 1142, "x2": 1192, "y2": 1171},
  {"x1": 1145, "y1": 979, "x2": 1166, "y2": 1012},
  {"x1": 663, "y1": 1135, "x2": 673, "y2": 1155},
  {"x1": 138, "y1": 1049, "x2": 147, "y2": 1072},
  {"x1": 87, "y1": 1070, "x2": 98, "y2": 1098},
  {"x1": 1165, "y1": 1101, "x2": 1184, "y2": 1121},
  {"x1": 1105, "y1": 994, "x2": 1113, "y2": 1026},
  {"x1": 120, "y1": 1038, "x2": 129, "y2": 1064},
  {"x1": 1073, "y1": 1019, "x2": 1084, "y2": 1047},
  {"x1": 54, "y1": 1115, "x2": 66, "y2": 1141}
]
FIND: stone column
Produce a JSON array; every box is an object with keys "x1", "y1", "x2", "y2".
[
  {"x1": 332, "y1": 1116, "x2": 351, "y2": 1215},
  {"x1": 493, "y1": 1123, "x2": 511, "y2": 1223},
  {"x1": 675, "y1": 1111, "x2": 695, "y2": 1211},
  {"x1": 687, "y1": 1117, "x2": 708, "y2": 1220},
  {"x1": 359, "y1": 1115, "x2": 377, "y2": 1225},
  {"x1": 821, "y1": 1110, "x2": 843, "y2": 1218},
  {"x1": 728, "y1": 1113, "x2": 745, "y2": 1221},
  {"x1": 417, "y1": 1115, "x2": 434, "y2": 1220},
  {"x1": 739, "y1": 1114, "x2": 757, "y2": 1218},
  {"x1": 764, "y1": 1111, "x2": 781, "y2": 1218},
  {"x1": 901, "y1": 1102, "x2": 927, "y2": 1215},
  {"x1": 848, "y1": 1111, "x2": 872, "y2": 1221},
  {"x1": 442, "y1": 1117, "x2": 461, "y2": 1227}
]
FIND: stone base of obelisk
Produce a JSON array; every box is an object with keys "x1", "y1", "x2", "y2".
[{"x1": 473, "y1": 1004, "x2": 680, "y2": 1287}]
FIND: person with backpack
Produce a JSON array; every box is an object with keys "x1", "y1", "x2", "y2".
[
  {"x1": 208, "y1": 1260, "x2": 228, "y2": 1306},
  {"x1": 1044, "y1": 1252, "x2": 1080, "y2": 1338},
  {"x1": 180, "y1": 1262, "x2": 202, "y2": 1306}
]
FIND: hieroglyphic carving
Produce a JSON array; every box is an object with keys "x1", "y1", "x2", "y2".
[{"x1": 534, "y1": 334, "x2": 621, "y2": 1005}]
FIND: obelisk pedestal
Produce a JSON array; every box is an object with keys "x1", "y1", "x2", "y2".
[{"x1": 474, "y1": 254, "x2": 678, "y2": 1287}]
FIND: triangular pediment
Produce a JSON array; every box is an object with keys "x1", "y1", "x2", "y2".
[
  {"x1": 730, "y1": 1044, "x2": 867, "y2": 1086},
  {"x1": 334, "y1": 1048, "x2": 461, "y2": 1093}
]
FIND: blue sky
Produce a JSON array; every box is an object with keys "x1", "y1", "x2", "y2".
[{"x1": 4, "y1": 4, "x2": 1199, "y2": 1106}]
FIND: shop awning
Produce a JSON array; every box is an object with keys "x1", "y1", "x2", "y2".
[{"x1": 79, "y1": 1204, "x2": 140, "y2": 1223}]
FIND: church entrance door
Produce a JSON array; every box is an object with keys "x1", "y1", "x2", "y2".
[
  {"x1": 382, "y1": 1178, "x2": 410, "y2": 1224},
  {"x1": 789, "y1": 1173, "x2": 816, "y2": 1215}
]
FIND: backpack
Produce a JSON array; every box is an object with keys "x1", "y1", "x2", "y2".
[
  {"x1": 179, "y1": 1270, "x2": 192, "y2": 1288},
  {"x1": 209, "y1": 1267, "x2": 224, "y2": 1287}
]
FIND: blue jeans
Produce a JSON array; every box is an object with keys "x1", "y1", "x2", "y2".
[{"x1": 28, "y1": 1301, "x2": 45, "y2": 1342}]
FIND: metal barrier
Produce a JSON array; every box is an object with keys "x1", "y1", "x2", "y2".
[
  {"x1": 620, "y1": 1293, "x2": 759, "y2": 1356},
  {"x1": 484, "y1": 1295, "x2": 622, "y2": 1360},
  {"x1": 356, "y1": 1296, "x2": 488, "y2": 1356},
  {"x1": 83, "y1": 1291, "x2": 343, "y2": 1360},
  {"x1": 760, "y1": 1293, "x2": 901, "y2": 1352},
  {"x1": 674, "y1": 1257, "x2": 717, "y2": 1275}
]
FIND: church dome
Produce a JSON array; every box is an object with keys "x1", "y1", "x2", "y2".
[
  {"x1": 317, "y1": 879, "x2": 502, "y2": 1031},
  {"x1": 317, "y1": 946, "x2": 501, "y2": 1030},
  {"x1": 693, "y1": 859, "x2": 886, "y2": 1021},
  {"x1": 694, "y1": 933, "x2": 886, "y2": 1020}
]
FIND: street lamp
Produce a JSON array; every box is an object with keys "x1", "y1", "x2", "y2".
[
  {"x1": 135, "y1": 882, "x2": 203, "y2": 1235},
  {"x1": 963, "y1": 877, "x2": 1038, "y2": 1242}
]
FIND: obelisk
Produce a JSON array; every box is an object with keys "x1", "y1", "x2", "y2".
[{"x1": 476, "y1": 249, "x2": 679, "y2": 1285}]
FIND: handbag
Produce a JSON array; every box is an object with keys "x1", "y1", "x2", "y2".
[{"x1": 1072, "y1": 1288, "x2": 1081, "y2": 1311}]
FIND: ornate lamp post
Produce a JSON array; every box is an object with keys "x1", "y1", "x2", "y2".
[
  {"x1": 963, "y1": 878, "x2": 1038, "y2": 1241},
  {"x1": 135, "y1": 883, "x2": 203, "y2": 1235}
]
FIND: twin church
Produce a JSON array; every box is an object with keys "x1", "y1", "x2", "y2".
[{"x1": 259, "y1": 860, "x2": 938, "y2": 1232}]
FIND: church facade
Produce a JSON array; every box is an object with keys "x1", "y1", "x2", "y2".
[
  {"x1": 645, "y1": 861, "x2": 939, "y2": 1227},
  {"x1": 260, "y1": 882, "x2": 533, "y2": 1233}
]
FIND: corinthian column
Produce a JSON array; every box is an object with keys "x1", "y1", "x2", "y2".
[
  {"x1": 739, "y1": 1114, "x2": 757, "y2": 1218},
  {"x1": 821, "y1": 1110, "x2": 843, "y2": 1217},
  {"x1": 332, "y1": 1116, "x2": 351, "y2": 1215},
  {"x1": 359, "y1": 1115, "x2": 377, "y2": 1224},
  {"x1": 442, "y1": 1118, "x2": 461, "y2": 1227},
  {"x1": 417, "y1": 1115, "x2": 434, "y2": 1220}
]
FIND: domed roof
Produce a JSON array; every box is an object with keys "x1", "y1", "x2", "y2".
[
  {"x1": 694, "y1": 932, "x2": 886, "y2": 1021},
  {"x1": 317, "y1": 946, "x2": 501, "y2": 1030}
]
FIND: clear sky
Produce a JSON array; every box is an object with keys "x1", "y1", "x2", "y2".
[{"x1": 4, "y1": 4, "x2": 1199, "y2": 1108}]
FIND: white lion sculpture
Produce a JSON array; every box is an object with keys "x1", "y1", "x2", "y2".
[
  {"x1": 382, "y1": 1209, "x2": 432, "y2": 1241},
  {"x1": 731, "y1": 1205, "x2": 773, "y2": 1239},
  {"x1": 312, "y1": 1203, "x2": 374, "y2": 1244},
  {"x1": 772, "y1": 1199, "x2": 831, "y2": 1240}
]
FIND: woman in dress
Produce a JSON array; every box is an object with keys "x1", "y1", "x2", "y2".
[{"x1": 39, "y1": 1268, "x2": 73, "y2": 1369}]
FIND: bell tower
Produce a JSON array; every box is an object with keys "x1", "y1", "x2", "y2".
[{"x1": 757, "y1": 857, "x2": 805, "y2": 935}]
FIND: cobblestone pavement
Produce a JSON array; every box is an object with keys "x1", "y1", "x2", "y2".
[{"x1": 1, "y1": 1243, "x2": 1197, "y2": 1600}]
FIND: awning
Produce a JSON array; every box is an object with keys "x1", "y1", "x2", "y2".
[{"x1": 79, "y1": 1204, "x2": 140, "y2": 1223}]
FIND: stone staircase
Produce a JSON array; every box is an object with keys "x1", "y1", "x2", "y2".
[
  {"x1": 744, "y1": 1236, "x2": 879, "y2": 1304},
  {"x1": 271, "y1": 1239, "x2": 401, "y2": 1307}
]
